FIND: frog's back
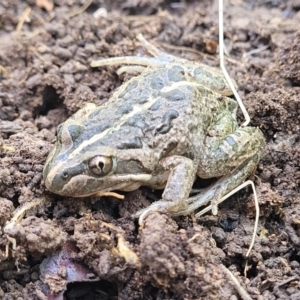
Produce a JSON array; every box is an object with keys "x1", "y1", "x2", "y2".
[{"x1": 70, "y1": 64, "x2": 234, "y2": 160}]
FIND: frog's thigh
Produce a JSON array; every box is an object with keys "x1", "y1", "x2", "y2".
[
  {"x1": 160, "y1": 156, "x2": 195, "y2": 206},
  {"x1": 198, "y1": 126, "x2": 265, "y2": 178}
]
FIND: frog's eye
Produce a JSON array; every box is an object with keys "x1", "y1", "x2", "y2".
[{"x1": 88, "y1": 156, "x2": 112, "y2": 176}]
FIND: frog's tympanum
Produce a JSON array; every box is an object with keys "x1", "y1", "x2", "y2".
[{"x1": 43, "y1": 34, "x2": 265, "y2": 222}]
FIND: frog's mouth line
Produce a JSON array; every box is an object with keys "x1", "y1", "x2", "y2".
[{"x1": 57, "y1": 173, "x2": 153, "y2": 197}]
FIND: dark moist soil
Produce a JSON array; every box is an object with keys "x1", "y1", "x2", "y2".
[{"x1": 0, "y1": 0, "x2": 300, "y2": 299}]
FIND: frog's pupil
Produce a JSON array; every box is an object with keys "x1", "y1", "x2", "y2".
[{"x1": 98, "y1": 161, "x2": 104, "y2": 170}]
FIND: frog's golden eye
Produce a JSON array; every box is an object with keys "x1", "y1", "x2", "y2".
[{"x1": 88, "y1": 156, "x2": 112, "y2": 176}]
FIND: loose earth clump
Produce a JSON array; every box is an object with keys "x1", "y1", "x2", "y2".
[{"x1": 0, "y1": 1, "x2": 300, "y2": 299}]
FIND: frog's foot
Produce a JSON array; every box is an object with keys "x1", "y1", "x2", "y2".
[
  {"x1": 133, "y1": 200, "x2": 186, "y2": 225},
  {"x1": 91, "y1": 55, "x2": 170, "y2": 69},
  {"x1": 91, "y1": 34, "x2": 236, "y2": 95},
  {"x1": 91, "y1": 34, "x2": 177, "y2": 70}
]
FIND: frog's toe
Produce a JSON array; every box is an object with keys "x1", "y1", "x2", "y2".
[
  {"x1": 133, "y1": 201, "x2": 167, "y2": 225},
  {"x1": 133, "y1": 200, "x2": 186, "y2": 225}
]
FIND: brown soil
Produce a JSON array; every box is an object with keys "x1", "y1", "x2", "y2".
[{"x1": 0, "y1": 0, "x2": 300, "y2": 299}]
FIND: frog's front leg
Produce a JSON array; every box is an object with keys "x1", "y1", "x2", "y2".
[
  {"x1": 134, "y1": 156, "x2": 196, "y2": 223},
  {"x1": 179, "y1": 126, "x2": 265, "y2": 216}
]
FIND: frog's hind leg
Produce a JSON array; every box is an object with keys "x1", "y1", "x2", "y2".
[
  {"x1": 91, "y1": 55, "x2": 170, "y2": 69},
  {"x1": 136, "y1": 33, "x2": 173, "y2": 59},
  {"x1": 178, "y1": 156, "x2": 258, "y2": 217},
  {"x1": 90, "y1": 34, "x2": 177, "y2": 71},
  {"x1": 177, "y1": 126, "x2": 265, "y2": 216},
  {"x1": 116, "y1": 65, "x2": 147, "y2": 76}
]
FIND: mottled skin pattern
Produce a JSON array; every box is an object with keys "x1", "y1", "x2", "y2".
[{"x1": 43, "y1": 35, "x2": 265, "y2": 220}]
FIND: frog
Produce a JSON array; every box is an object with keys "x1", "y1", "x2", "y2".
[{"x1": 43, "y1": 34, "x2": 265, "y2": 223}]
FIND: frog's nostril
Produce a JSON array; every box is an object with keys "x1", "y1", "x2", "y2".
[{"x1": 62, "y1": 171, "x2": 68, "y2": 178}]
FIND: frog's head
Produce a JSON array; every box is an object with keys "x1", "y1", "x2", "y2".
[
  {"x1": 43, "y1": 125, "x2": 118, "y2": 197},
  {"x1": 43, "y1": 107, "x2": 152, "y2": 197}
]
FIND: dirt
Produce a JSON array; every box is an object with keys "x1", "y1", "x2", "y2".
[{"x1": 0, "y1": 0, "x2": 300, "y2": 299}]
